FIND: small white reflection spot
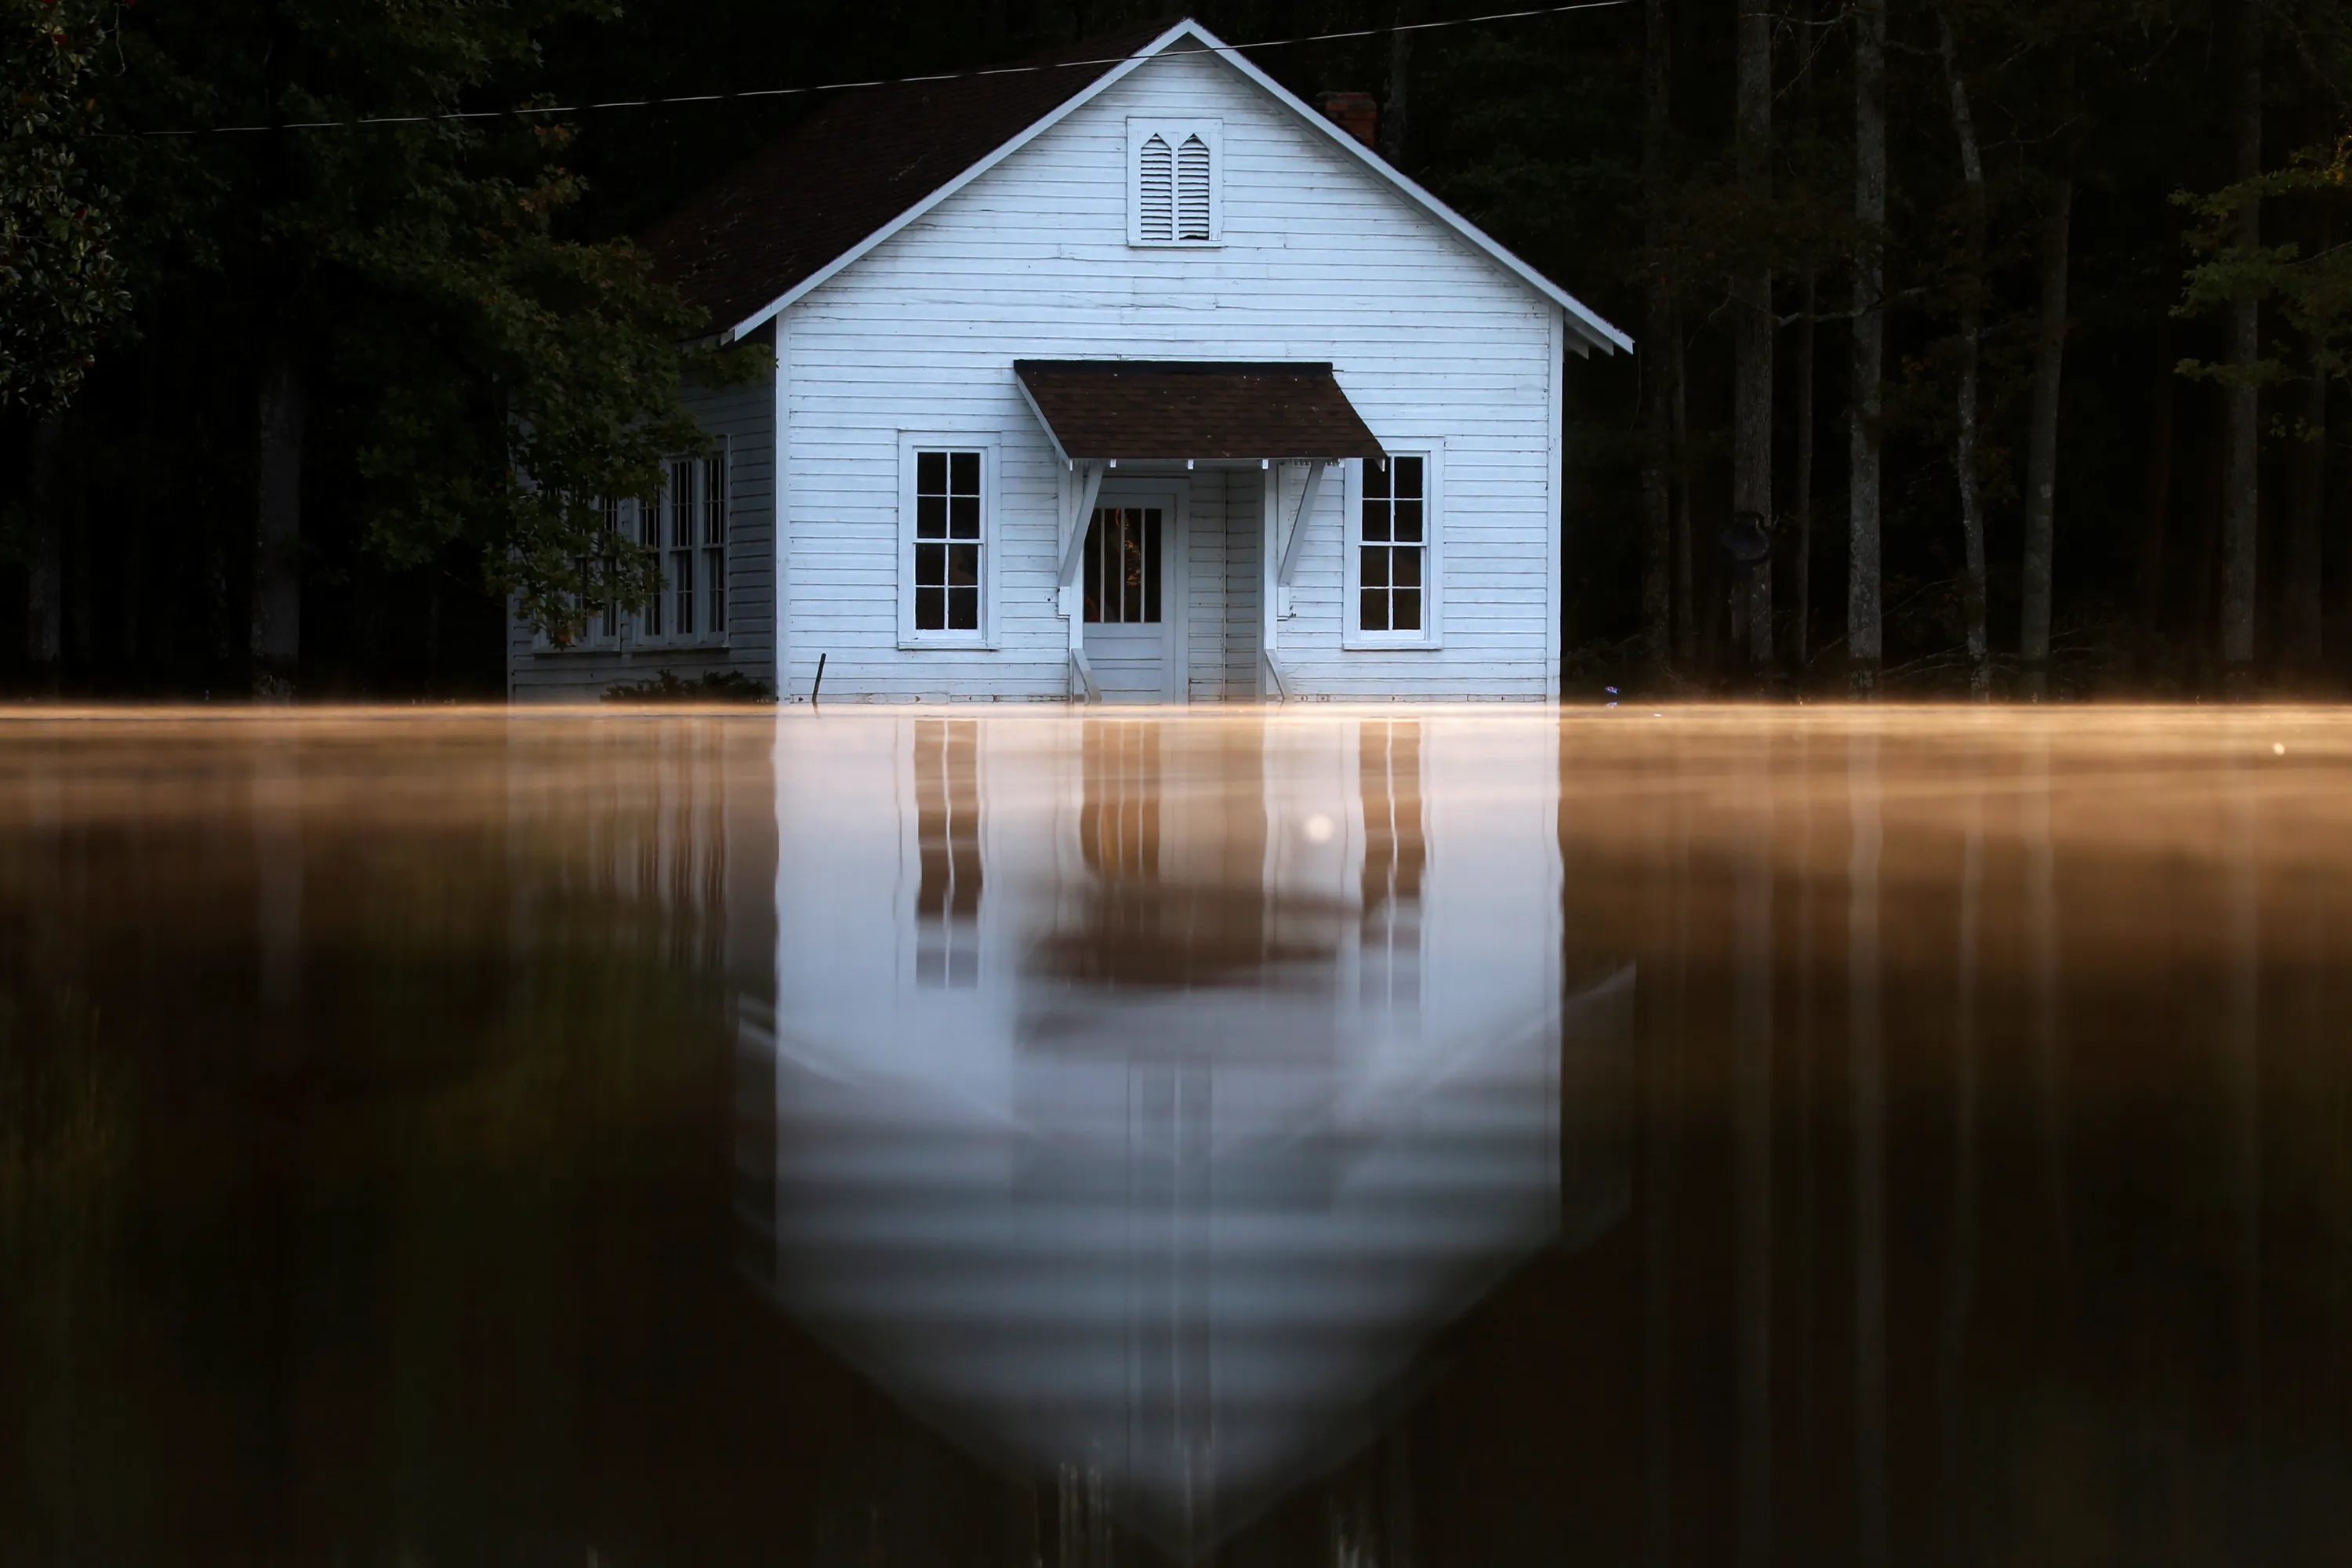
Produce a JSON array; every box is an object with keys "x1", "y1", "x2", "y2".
[
  {"x1": 2275, "y1": 742, "x2": 2288, "y2": 757},
  {"x1": 1304, "y1": 813, "x2": 1336, "y2": 844}
]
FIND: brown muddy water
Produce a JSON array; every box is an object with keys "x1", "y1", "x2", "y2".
[{"x1": 3, "y1": 706, "x2": 2350, "y2": 1566}]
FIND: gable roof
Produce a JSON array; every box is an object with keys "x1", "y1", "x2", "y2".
[{"x1": 640, "y1": 18, "x2": 1630, "y2": 356}]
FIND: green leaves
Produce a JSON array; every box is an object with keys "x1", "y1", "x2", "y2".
[
  {"x1": 0, "y1": 0, "x2": 130, "y2": 415},
  {"x1": 2176, "y1": 135, "x2": 2352, "y2": 388},
  {"x1": 75, "y1": 0, "x2": 769, "y2": 641}
]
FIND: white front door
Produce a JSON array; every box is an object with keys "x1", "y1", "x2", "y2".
[{"x1": 1082, "y1": 483, "x2": 1184, "y2": 703}]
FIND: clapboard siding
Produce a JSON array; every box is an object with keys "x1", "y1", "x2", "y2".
[
  {"x1": 509, "y1": 341, "x2": 779, "y2": 703},
  {"x1": 771, "y1": 45, "x2": 1565, "y2": 703}
]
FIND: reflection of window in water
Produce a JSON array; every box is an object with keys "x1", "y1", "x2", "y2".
[
  {"x1": 1081, "y1": 721, "x2": 1160, "y2": 881},
  {"x1": 914, "y1": 720, "x2": 982, "y2": 988},
  {"x1": 520, "y1": 722, "x2": 730, "y2": 965},
  {"x1": 1359, "y1": 721, "x2": 1424, "y2": 1007}
]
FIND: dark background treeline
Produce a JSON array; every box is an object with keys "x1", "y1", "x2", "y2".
[{"x1": 3, "y1": 0, "x2": 2347, "y2": 699}]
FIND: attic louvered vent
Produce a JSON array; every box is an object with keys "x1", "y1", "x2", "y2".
[
  {"x1": 1127, "y1": 119, "x2": 1221, "y2": 246},
  {"x1": 1176, "y1": 135, "x2": 1211, "y2": 239},
  {"x1": 1138, "y1": 134, "x2": 1174, "y2": 241}
]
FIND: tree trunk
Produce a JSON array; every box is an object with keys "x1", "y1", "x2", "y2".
[
  {"x1": 2284, "y1": 330, "x2": 2325, "y2": 677},
  {"x1": 252, "y1": 347, "x2": 307, "y2": 694},
  {"x1": 2017, "y1": 45, "x2": 2075, "y2": 702},
  {"x1": 2136, "y1": 325, "x2": 2176, "y2": 681},
  {"x1": 1849, "y1": 0, "x2": 1887, "y2": 696},
  {"x1": 2220, "y1": 0, "x2": 2262, "y2": 681},
  {"x1": 1795, "y1": 273, "x2": 1817, "y2": 686},
  {"x1": 1939, "y1": 13, "x2": 1991, "y2": 699},
  {"x1": 1734, "y1": 0, "x2": 1774, "y2": 684},
  {"x1": 1673, "y1": 304, "x2": 1697, "y2": 667},
  {"x1": 1381, "y1": 0, "x2": 1412, "y2": 166},
  {"x1": 2193, "y1": 408, "x2": 2226, "y2": 693},
  {"x1": 26, "y1": 418, "x2": 66, "y2": 689},
  {"x1": 1641, "y1": 0, "x2": 1675, "y2": 675},
  {"x1": 1792, "y1": 0, "x2": 1820, "y2": 689}
]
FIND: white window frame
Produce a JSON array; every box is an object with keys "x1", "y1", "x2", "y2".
[
  {"x1": 1343, "y1": 444, "x2": 1444, "y2": 650},
  {"x1": 549, "y1": 495, "x2": 633, "y2": 651},
  {"x1": 897, "y1": 434, "x2": 1000, "y2": 650},
  {"x1": 535, "y1": 441, "x2": 731, "y2": 653},
  {"x1": 1127, "y1": 118, "x2": 1223, "y2": 248},
  {"x1": 637, "y1": 440, "x2": 732, "y2": 651}
]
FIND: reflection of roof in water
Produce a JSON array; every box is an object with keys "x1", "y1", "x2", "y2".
[
  {"x1": 739, "y1": 967, "x2": 1632, "y2": 1559},
  {"x1": 1024, "y1": 881, "x2": 1352, "y2": 994}
]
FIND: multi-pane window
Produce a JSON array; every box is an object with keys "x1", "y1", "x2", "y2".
[
  {"x1": 555, "y1": 445, "x2": 726, "y2": 649},
  {"x1": 596, "y1": 499, "x2": 624, "y2": 642},
  {"x1": 913, "y1": 450, "x2": 983, "y2": 633},
  {"x1": 636, "y1": 489, "x2": 665, "y2": 638},
  {"x1": 664, "y1": 452, "x2": 728, "y2": 640},
  {"x1": 1083, "y1": 506, "x2": 1163, "y2": 625},
  {"x1": 1359, "y1": 454, "x2": 1428, "y2": 635},
  {"x1": 564, "y1": 496, "x2": 632, "y2": 647}
]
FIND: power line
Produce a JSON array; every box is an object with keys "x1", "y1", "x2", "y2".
[{"x1": 123, "y1": 2, "x2": 1632, "y2": 137}]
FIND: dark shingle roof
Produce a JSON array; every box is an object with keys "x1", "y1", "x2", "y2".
[
  {"x1": 640, "y1": 21, "x2": 1180, "y2": 336},
  {"x1": 1014, "y1": 361, "x2": 1386, "y2": 461}
]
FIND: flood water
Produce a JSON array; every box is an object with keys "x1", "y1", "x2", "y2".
[{"x1": 4, "y1": 706, "x2": 2350, "y2": 1566}]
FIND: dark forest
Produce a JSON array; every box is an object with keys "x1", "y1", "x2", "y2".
[{"x1": 5, "y1": 0, "x2": 2350, "y2": 699}]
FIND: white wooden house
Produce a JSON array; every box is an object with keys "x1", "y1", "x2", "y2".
[{"x1": 506, "y1": 17, "x2": 1628, "y2": 703}]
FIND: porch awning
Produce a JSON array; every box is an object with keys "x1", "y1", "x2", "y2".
[{"x1": 1013, "y1": 360, "x2": 1387, "y2": 463}]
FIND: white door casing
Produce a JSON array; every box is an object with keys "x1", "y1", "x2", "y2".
[{"x1": 1083, "y1": 480, "x2": 1187, "y2": 704}]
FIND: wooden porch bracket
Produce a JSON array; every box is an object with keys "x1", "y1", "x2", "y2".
[
  {"x1": 1057, "y1": 461, "x2": 1107, "y2": 589},
  {"x1": 1276, "y1": 459, "x2": 1331, "y2": 590}
]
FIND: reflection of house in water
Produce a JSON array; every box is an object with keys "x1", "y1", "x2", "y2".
[
  {"x1": 504, "y1": 719, "x2": 778, "y2": 985},
  {"x1": 913, "y1": 719, "x2": 983, "y2": 988},
  {"x1": 1358, "y1": 720, "x2": 1423, "y2": 1011},
  {"x1": 746, "y1": 714, "x2": 1630, "y2": 1560}
]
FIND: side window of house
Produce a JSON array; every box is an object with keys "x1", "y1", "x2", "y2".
[
  {"x1": 564, "y1": 496, "x2": 633, "y2": 648},
  {"x1": 1359, "y1": 453, "x2": 1431, "y2": 637},
  {"x1": 1128, "y1": 120, "x2": 1220, "y2": 246},
  {"x1": 552, "y1": 445, "x2": 726, "y2": 651},
  {"x1": 595, "y1": 499, "x2": 626, "y2": 642},
  {"x1": 912, "y1": 449, "x2": 985, "y2": 635},
  {"x1": 657, "y1": 451, "x2": 728, "y2": 643}
]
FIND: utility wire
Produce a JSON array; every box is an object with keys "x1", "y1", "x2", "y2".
[{"x1": 124, "y1": 1, "x2": 1632, "y2": 136}]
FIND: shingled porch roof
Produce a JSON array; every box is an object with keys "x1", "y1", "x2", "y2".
[{"x1": 1014, "y1": 361, "x2": 1386, "y2": 463}]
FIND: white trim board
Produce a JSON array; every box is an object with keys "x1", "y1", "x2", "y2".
[{"x1": 720, "y1": 18, "x2": 1632, "y2": 357}]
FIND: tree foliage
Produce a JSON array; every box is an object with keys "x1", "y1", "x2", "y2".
[
  {"x1": 0, "y1": 0, "x2": 130, "y2": 415},
  {"x1": 2178, "y1": 134, "x2": 2352, "y2": 390},
  {"x1": 78, "y1": 0, "x2": 765, "y2": 646}
]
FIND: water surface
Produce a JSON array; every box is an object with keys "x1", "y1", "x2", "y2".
[{"x1": 4, "y1": 707, "x2": 2349, "y2": 1566}]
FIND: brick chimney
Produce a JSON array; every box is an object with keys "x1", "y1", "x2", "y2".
[{"x1": 1316, "y1": 91, "x2": 1379, "y2": 150}]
